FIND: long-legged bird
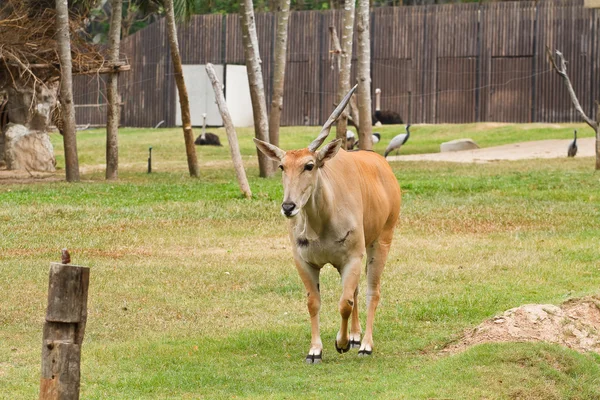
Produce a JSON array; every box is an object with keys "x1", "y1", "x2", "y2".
[{"x1": 384, "y1": 124, "x2": 411, "y2": 158}]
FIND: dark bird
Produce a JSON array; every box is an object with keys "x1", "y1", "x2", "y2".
[
  {"x1": 384, "y1": 124, "x2": 411, "y2": 158},
  {"x1": 372, "y1": 132, "x2": 381, "y2": 144},
  {"x1": 61, "y1": 248, "x2": 71, "y2": 264},
  {"x1": 346, "y1": 130, "x2": 356, "y2": 150},
  {"x1": 195, "y1": 113, "x2": 222, "y2": 146},
  {"x1": 373, "y1": 88, "x2": 403, "y2": 125},
  {"x1": 568, "y1": 129, "x2": 578, "y2": 157},
  {"x1": 346, "y1": 131, "x2": 381, "y2": 150}
]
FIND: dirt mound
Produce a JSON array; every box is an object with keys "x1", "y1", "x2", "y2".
[{"x1": 446, "y1": 297, "x2": 600, "y2": 354}]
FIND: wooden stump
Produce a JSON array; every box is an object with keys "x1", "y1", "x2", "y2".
[{"x1": 39, "y1": 263, "x2": 89, "y2": 400}]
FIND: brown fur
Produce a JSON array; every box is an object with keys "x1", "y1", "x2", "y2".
[{"x1": 255, "y1": 138, "x2": 401, "y2": 362}]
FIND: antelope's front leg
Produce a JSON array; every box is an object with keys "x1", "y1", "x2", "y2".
[
  {"x1": 295, "y1": 259, "x2": 322, "y2": 363},
  {"x1": 335, "y1": 258, "x2": 362, "y2": 354}
]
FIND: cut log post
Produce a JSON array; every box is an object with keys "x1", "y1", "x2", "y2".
[
  {"x1": 39, "y1": 262, "x2": 90, "y2": 400},
  {"x1": 205, "y1": 63, "x2": 252, "y2": 199}
]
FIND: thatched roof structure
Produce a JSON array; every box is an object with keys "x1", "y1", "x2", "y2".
[{"x1": 0, "y1": 0, "x2": 126, "y2": 89}]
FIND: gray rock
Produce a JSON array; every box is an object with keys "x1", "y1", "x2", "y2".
[
  {"x1": 440, "y1": 138, "x2": 480, "y2": 152},
  {"x1": 6, "y1": 84, "x2": 57, "y2": 129},
  {"x1": 4, "y1": 124, "x2": 56, "y2": 171}
]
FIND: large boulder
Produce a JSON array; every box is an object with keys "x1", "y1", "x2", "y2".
[
  {"x1": 6, "y1": 84, "x2": 56, "y2": 129},
  {"x1": 440, "y1": 138, "x2": 480, "y2": 152},
  {"x1": 4, "y1": 123, "x2": 56, "y2": 171}
]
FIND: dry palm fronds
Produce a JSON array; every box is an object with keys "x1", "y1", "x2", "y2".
[{"x1": 0, "y1": 0, "x2": 107, "y2": 89}]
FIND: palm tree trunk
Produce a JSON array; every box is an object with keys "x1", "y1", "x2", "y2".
[
  {"x1": 106, "y1": 0, "x2": 122, "y2": 180},
  {"x1": 268, "y1": 0, "x2": 291, "y2": 151},
  {"x1": 240, "y1": 0, "x2": 274, "y2": 178},
  {"x1": 356, "y1": 0, "x2": 372, "y2": 150},
  {"x1": 55, "y1": 0, "x2": 80, "y2": 182},
  {"x1": 164, "y1": 0, "x2": 199, "y2": 177},
  {"x1": 335, "y1": 0, "x2": 356, "y2": 146}
]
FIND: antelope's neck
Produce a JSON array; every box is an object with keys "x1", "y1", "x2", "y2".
[{"x1": 298, "y1": 169, "x2": 334, "y2": 236}]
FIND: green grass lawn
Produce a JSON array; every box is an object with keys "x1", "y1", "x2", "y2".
[{"x1": 1, "y1": 123, "x2": 600, "y2": 399}]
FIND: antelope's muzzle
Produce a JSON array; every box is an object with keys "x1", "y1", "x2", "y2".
[{"x1": 281, "y1": 202, "x2": 298, "y2": 218}]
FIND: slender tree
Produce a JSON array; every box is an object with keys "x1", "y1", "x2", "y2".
[
  {"x1": 240, "y1": 0, "x2": 273, "y2": 177},
  {"x1": 335, "y1": 0, "x2": 355, "y2": 146},
  {"x1": 548, "y1": 49, "x2": 600, "y2": 170},
  {"x1": 268, "y1": 0, "x2": 291, "y2": 152},
  {"x1": 206, "y1": 63, "x2": 252, "y2": 199},
  {"x1": 55, "y1": 0, "x2": 80, "y2": 182},
  {"x1": 356, "y1": 0, "x2": 372, "y2": 150},
  {"x1": 106, "y1": 0, "x2": 122, "y2": 180},
  {"x1": 164, "y1": 0, "x2": 199, "y2": 177}
]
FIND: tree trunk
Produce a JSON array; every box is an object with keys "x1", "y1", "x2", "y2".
[
  {"x1": 55, "y1": 0, "x2": 80, "y2": 182},
  {"x1": 206, "y1": 64, "x2": 252, "y2": 199},
  {"x1": 240, "y1": 0, "x2": 274, "y2": 178},
  {"x1": 335, "y1": 0, "x2": 356, "y2": 146},
  {"x1": 164, "y1": 0, "x2": 199, "y2": 178},
  {"x1": 268, "y1": 0, "x2": 291, "y2": 153},
  {"x1": 106, "y1": 0, "x2": 122, "y2": 180},
  {"x1": 596, "y1": 105, "x2": 600, "y2": 170},
  {"x1": 356, "y1": 0, "x2": 372, "y2": 150},
  {"x1": 548, "y1": 49, "x2": 600, "y2": 171}
]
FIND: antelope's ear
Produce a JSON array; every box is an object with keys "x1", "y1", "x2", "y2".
[
  {"x1": 316, "y1": 139, "x2": 342, "y2": 166},
  {"x1": 253, "y1": 138, "x2": 286, "y2": 161}
]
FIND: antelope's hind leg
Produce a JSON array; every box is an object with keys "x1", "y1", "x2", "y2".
[
  {"x1": 294, "y1": 259, "x2": 323, "y2": 364},
  {"x1": 359, "y1": 234, "x2": 393, "y2": 356}
]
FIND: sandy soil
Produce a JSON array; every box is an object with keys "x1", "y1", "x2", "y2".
[
  {"x1": 0, "y1": 169, "x2": 60, "y2": 184},
  {"x1": 445, "y1": 297, "x2": 600, "y2": 354},
  {"x1": 388, "y1": 137, "x2": 596, "y2": 163}
]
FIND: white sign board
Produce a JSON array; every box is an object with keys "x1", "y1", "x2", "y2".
[
  {"x1": 585, "y1": 0, "x2": 600, "y2": 8},
  {"x1": 225, "y1": 64, "x2": 254, "y2": 127},
  {"x1": 176, "y1": 64, "x2": 223, "y2": 127}
]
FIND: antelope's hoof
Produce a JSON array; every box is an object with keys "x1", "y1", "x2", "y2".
[
  {"x1": 335, "y1": 340, "x2": 351, "y2": 354},
  {"x1": 358, "y1": 349, "x2": 373, "y2": 357},
  {"x1": 305, "y1": 353, "x2": 322, "y2": 364},
  {"x1": 350, "y1": 339, "x2": 361, "y2": 349}
]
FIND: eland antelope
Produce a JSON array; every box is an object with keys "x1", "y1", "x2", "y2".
[{"x1": 254, "y1": 86, "x2": 401, "y2": 363}]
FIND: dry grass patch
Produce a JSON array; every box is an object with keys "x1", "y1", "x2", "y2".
[{"x1": 1, "y1": 124, "x2": 600, "y2": 398}]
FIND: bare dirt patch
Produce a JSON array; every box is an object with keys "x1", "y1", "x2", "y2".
[
  {"x1": 0, "y1": 169, "x2": 60, "y2": 184},
  {"x1": 389, "y1": 138, "x2": 595, "y2": 163},
  {"x1": 446, "y1": 296, "x2": 600, "y2": 354}
]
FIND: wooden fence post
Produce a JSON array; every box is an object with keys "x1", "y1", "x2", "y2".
[{"x1": 39, "y1": 262, "x2": 90, "y2": 400}]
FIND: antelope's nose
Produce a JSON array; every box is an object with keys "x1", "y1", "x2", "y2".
[{"x1": 281, "y1": 202, "x2": 296, "y2": 215}]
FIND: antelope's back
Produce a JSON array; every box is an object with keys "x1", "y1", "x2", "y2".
[{"x1": 331, "y1": 149, "x2": 401, "y2": 242}]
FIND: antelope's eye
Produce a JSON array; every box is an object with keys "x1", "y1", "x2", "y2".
[
  {"x1": 304, "y1": 163, "x2": 314, "y2": 171},
  {"x1": 279, "y1": 165, "x2": 284, "y2": 171}
]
